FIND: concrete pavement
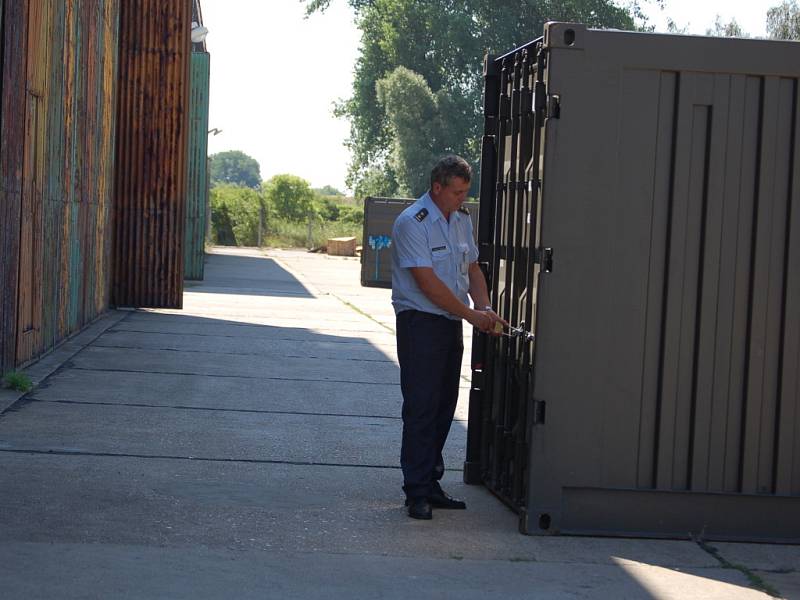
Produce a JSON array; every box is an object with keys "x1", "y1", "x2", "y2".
[{"x1": 0, "y1": 246, "x2": 796, "y2": 599}]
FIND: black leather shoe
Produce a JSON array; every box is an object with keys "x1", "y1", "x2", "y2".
[
  {"x1": 407, "y1": 497, "x2": 432, "y2": 520},
  {"x1": 428, "y1": 485, "x2": 466, "y2": 510}
]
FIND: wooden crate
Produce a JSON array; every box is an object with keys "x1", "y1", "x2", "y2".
[{"x1": 327, "y1": 237, "x2": 357, "y2": 256}]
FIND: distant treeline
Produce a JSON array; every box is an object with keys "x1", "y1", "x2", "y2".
[{"x1": 208, "y1": 150, "x2": 362, "y2": 248}]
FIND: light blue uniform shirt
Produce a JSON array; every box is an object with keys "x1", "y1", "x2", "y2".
[{"x1": 391, "y1": 192, "x2": 479, "y2": 319}]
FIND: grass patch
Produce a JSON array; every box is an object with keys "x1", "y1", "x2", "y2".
[
  {"x1": 263, "y1": 219, "x2": 362, "y2": 249},
  {"x1": 2, "y1": 371, "x2": 33, "y2": 393},
  {"x1": 697, "y1": 540, "x2": 783, "y2": 598}
]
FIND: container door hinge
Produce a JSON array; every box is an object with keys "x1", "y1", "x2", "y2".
[
  {"x1": 533, "y1": 247, "x2": 554, "y2": 272},
  {"x1": 547, "y1": 94, "x2": 561, "y2": 119},
  {"x1": 533, "y1": 400, "x2": 546, "y2": 424}
]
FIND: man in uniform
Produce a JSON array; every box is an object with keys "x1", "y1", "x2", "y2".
[{"x1": 391, "y1": 155, "x2": 506, "y2": 520}]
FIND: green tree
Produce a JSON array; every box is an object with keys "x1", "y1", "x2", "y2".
[
  {"x1": 209, "y1": 150, "x2": 262, "y2": 189},
  {"x1": 353, "y1": 166, "x2": 400, "y2": 200},
  {"x1": 314, "y1": 185, "x2": 344, "y2": 196},
  {"x1": 665, "y1": 18, "x2": 689, "y2": 34},
  {"x1": 767, "y1": 0, "x2": 800, "y2": 40},
  {"x1": 303, "y1": 0, "x2": 641, "y2": 195},
  {"x1": 263, "y1": 174, "x2": 316, "y2": 222},
  {"x1": 377, "y1": 66, "x2": 444, "y2": 197},
  {"x1": 706, "y1": 15, "x2": 748, "y2": 37}
]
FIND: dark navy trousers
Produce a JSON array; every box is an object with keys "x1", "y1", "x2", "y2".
[{"x1": 396, "y1": 310, "x2": 464, "y2": 499}]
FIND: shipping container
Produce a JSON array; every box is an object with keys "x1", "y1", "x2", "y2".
[
  {"x1": 112, "y1": 0, "x2": 191, "y2": 308},
  {"x1": 0, "y1": 0, "x2": 120, "y2": 372},
  {"x1": 466, "y1": 23, "x2": 800, "y2": 542},
  {"x1": 361, "y1": 197, "x2": 479, "y2": 288},
  {"x1": 184, "y1": 51, "x2": 211, "y2": 281},
  {"x1": 1, "y1": 0, "x2": 199, "y2": 373}
]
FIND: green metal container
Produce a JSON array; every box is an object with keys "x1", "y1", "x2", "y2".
[
  {"x1": 185, "y1": 51, "x2": 211, "y2": 281},
  {"x1": 361, "y1": 197, "x2": 479, "y2": 288},
  {"x1": 468, "y1": 22, "x2": 800, "y2": 542}
]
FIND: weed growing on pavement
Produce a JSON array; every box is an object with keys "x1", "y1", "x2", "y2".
[
  {"x1": 697, "y1": 540, "x2": 782, "y2": 598},
  {"x1": 2, "y1": 371, "x2": 33, "y2": 393}
]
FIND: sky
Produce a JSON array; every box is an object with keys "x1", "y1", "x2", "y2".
[
  {"x1": 202, "y1": 0, "x2": 359, "y2": 191},
  {"x1": 641, "y1": 0, "x2": 773, "y2": 36},
  {"x1": 201, "y1": 0, "x2": 780, "y2": 193}
]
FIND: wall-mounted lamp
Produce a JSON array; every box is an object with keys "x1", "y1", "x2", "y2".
[
  {"x1": 208, "y1": 128, "x2": 223, "y2": 136},
  {"x1": 191, "y1": 21, "x2": 209, "y2": 44}
]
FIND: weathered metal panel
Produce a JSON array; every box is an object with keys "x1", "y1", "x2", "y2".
[
  {"x1": 362, "y1": 197, "x2": 479, "y2": 288},
  {"x1": 184, "y1": 51, "x2": 210, "y2": 281},
  {"x1": 469, "y1": 24, "x2": 800, "y2": 541},
  {"x1": 0, "y1": 0, "x2": 28, "y2": 374},
  {"x1": 16, "y1": 0, "x2": 51, "y2": 365},
  {"x1": 113, "y1": 0, "x2": 191, "y2": 308},
  {"x1": 0, "y1": 0, "x2": 120, "y2": 371}
]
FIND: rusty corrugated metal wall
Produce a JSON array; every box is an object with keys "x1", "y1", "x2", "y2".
[
  {"x1": 1, "y1": 0, "x2": 195, "y2": 373},
  {"x1": 0, "y1": 0, "x2": 27, "y2": 373},
  {"x1": 112, "y1": 0, "x2": 191, "y2": 308},
  {"x1": 0, "y1": 0, "x2": 120, "y2": 372},
  {"x1": 184, "y1": 51, "x2": 210, "y2": 281}
]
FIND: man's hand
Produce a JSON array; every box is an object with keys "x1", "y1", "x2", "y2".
[
  {"x1": 466, "y1": 263, "x2": 507, "y2": 335},
  {"x1": 466, "y1": 308, "x2": 508, "y2": 335},
  {"x1": 409, "y1": 266, "x2": 509, "y2": 335}
]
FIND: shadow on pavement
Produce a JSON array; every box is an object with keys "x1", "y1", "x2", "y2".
[
  {"x1": 0, "y1": 249, "x2": 780, "y2": 599},
  {"x1": 186, "y1": 251, "x2": 315, "y2": 298}
]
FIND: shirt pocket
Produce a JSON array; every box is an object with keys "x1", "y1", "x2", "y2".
[
  {"x1": 430, "y1": 244, "x2": 452, "y2": 282},
  {"x1": 456, "y1": 243, "x2": 470, "y2": 292}
]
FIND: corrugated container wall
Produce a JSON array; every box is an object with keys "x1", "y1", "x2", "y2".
[
  {"x1": 184, "y1": 51, "x2": 210, "y2": 281},
  {"x1": 113, "y1": 0, "x2": 191, "y2": 308},
  {"x1": 468, "y1": 23, "x2": 800, "y2": 542},
  {"x1": 0, "y1": 0, "x2": 26, "y2": 373},
  {"x1": 0, "y1": 0, "x2": 120, "y2": 372}
]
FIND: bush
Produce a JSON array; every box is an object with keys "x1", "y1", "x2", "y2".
[
  {"x1": 316, "y1": 197, "x2": 341, "y2": 221},
  {"x1": 2, "y1": 371, "x2": 33, "y2": 393},
  {"x1": 209, "y1": 179, "x2": 365, "y2": 249},
  {"x1": 338, "y1": 205, "x2": 364, "y2": 225},
  {"x1": 209, "y1": 184, "x2": 264, "y2": 246}
]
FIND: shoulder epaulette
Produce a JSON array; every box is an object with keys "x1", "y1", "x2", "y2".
[
  {"x1": 414, "y1": 208, "x2": 429, "y2": 222},
  {"x1": 457, "y1": 206, "x2": 470, "y2": 215}
]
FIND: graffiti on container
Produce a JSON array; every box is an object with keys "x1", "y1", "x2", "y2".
[{"x1": 368, "y1": 235, "x2": 392, "y2": 280}]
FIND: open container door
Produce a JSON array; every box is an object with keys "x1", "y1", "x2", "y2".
[
  {"x1": 468, "y1": 22, "x2": 800, "y2": 541},
  {"x1": 464, "y1": 36, "x2": 550, "y2": 524}
]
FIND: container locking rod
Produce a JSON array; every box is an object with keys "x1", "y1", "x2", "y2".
[{"x1": 496, "y1": 321, "x2": 535, "y2": 341}]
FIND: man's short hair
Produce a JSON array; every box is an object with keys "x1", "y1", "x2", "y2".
[{"x1": 430, "y1": 155, "x2": 472, "y2": 188}]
